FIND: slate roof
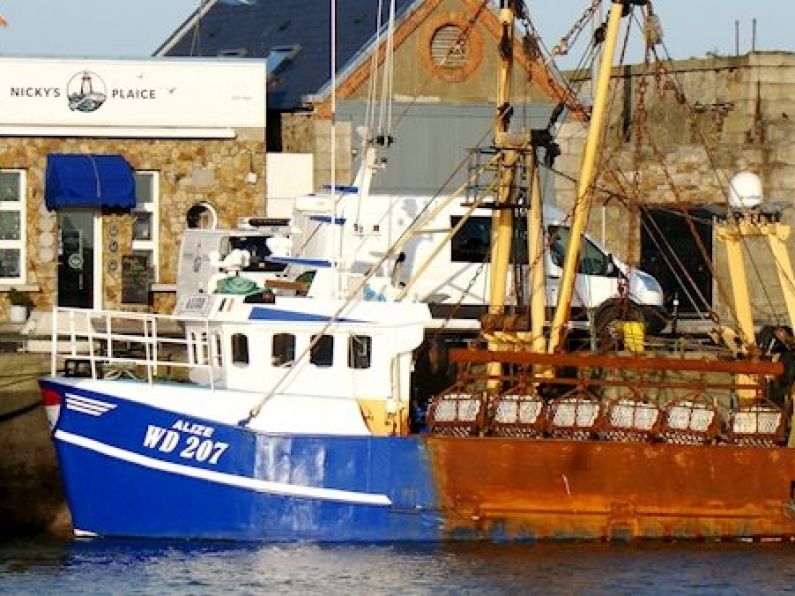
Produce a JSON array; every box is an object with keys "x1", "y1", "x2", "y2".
[{"x1": 158, "y1": 0, "x2": 418, "y2": 111}]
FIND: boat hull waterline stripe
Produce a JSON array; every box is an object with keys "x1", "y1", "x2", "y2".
[{"x1": 54, "y1": 430, "x2": 392, "y2": 506}]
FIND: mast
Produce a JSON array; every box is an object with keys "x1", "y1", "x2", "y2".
[
  {"x1": 485, "y1": 1, "x2": 520, "y2": 389},
  {"x1": 546, "y1": 1, "x2": 640, "y2": 353},
  {"x1": 487, "y1": 1, "x2": 517, "y2": 313}
]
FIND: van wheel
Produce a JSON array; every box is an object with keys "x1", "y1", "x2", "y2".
[{"x1": 592, "y1": 299, "x2": 644, "y2": 349}]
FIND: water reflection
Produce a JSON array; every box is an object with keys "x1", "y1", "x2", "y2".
[{"x1": 2, "y1": 539, "x2": 795, "y2": 594}]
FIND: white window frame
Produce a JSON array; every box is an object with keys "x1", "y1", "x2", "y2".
[
  {"x1": 132, "y1": 171, "x2": 160, "y2": 282},
  {"x1": 0, "y1": 169, "x2": 26, "y2": 285}
]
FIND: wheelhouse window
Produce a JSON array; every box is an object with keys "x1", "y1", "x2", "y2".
[
  {"x1": 231, "y1": 333, "x2": 249, "y2": 365},
  {"x1": 0, "y1": 170, "x2": 26, "y2": 283},
  {"x1": 348, "y1": 335, "x2": 372, "y2": 369},
  {"x1": 310, "y1": 334, "x2": 334, "y2": 367},
  {"x1": 272, "y1": 333, "x2": 295, "y2": 366},
  {"x1": 132, "y1": 171, "x2": 159, "y2": 281}
]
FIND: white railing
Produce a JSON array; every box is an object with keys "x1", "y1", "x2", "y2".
[{"x1": 49, "y1": 307, "x2": 218, "y2": 389}]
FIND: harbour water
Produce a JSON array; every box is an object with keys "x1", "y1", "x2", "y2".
[{"x1": 3, "y1": 538, "x2": 795, "y2": 594}]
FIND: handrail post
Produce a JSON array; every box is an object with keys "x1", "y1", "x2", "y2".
[
  {"x1": 50, "y1": 306, "x2": 57, "y2": 377},
  {"x1": 144, "y1": 316, "x2": 153, "y2": 384},
  {"x1": 206, "y1": 318, "x2": 214, "y2": 391},
  {"x1": 87, "y1": 310, "x2": 97, "y2": 379},
  {"x1": 152, "y1": 316, "x2": 159, "y2": 379},
  {"x1": 69, "y1": 310, "x2": 76, "y2": 357},
  {"x1": 106, "y1": 313, "x2": 113, "y2": 364}
]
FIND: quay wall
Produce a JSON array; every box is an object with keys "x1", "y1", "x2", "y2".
[{"x1": 0, "y1": 353, "x2": 70, "y2": 538}]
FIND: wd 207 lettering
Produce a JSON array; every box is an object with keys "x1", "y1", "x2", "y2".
[{"x1": 142, "y1": 423, "x2": 229, "y2": 465}]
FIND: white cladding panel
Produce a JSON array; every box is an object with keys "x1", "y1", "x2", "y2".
[
  {"x1": 0, "y1": 57, "x2": 265, "y2": 129},
  {"x1": 266, "y1": 152, "x2": 313, "y2": 218}
]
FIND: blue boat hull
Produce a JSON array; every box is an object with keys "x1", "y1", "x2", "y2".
[{"x1": 42, "y1": 379, "x2": 443, "y2": 542}]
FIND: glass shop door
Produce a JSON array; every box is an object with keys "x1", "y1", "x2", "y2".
[{"x1": 57, "y1": 209, "x2": 96, "y2": 308}]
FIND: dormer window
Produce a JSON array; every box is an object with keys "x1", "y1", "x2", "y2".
[
  {"x1": 217, "y1": 48, "x2": 248, "y2": 57},
  {"x1": 266, "y1": 45, "x2": 301, "y2": 80}
]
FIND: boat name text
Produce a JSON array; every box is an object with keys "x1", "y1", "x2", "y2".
[
  {"x1": 143, "y1": 424, "x2": 228, "y2": 465},
  {"x1": 172, "y1": 419, "x2": 215, "y2": 437}
]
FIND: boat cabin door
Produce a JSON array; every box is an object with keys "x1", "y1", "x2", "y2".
[{"x1": 57, "y1": 208, "x2": 99, "y2": 308}]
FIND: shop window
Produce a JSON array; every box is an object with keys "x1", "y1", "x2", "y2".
[
  {"x1": 187, "y1": 202, "x2": 218, "y2": 230},
  {"x1": 0, "y1": 170, "x2": 26, "y2": 284},
  {"x1": 132, "y1": 171, "x2": 159, "y2": 282},
  {"x1": 310, "y1": 334, "x2": 334, "y2": 367},
  {"x1": 348, "y1": 335, "x2": 372, "y2": 369},
  {"x1": 231, "y1": 333, "x2": 249, "y2": 365},
  {"x1": 272, "y1": 333, "x2": 295, "y2": 366}
]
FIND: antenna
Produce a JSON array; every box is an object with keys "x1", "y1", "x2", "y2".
[
  {"x1": 752, "y1": 18, "x2": 757, "y2": 52},
  {"x1": 735, "y1": 19, "x2": 740, "y2": 56},
  {"x1": 329, "y1": 0, "x2": 341, "y2": 298}
]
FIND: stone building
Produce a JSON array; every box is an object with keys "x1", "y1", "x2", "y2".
[
  {"x1": 554, "y1": 51, "x2": 795, "y2": 324},
  {"x1": 0, "y1": 57, "x2": 266, "y2": 317}
]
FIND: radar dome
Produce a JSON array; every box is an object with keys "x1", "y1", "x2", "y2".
[{"x1": 728, "y1": 172, "x2": 763, "y2": 209}]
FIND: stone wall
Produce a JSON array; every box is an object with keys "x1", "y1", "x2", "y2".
[
  {"x1": 0, "y1": 133, "x2": 265, "y2": 316},
  {"x1": 555, "y1": 52, "x2": 795, "y2": 322},
  {"x1": 281, "y1": 114, "x2": 353, "y2": 190}
]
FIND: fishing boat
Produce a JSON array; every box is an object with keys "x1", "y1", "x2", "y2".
[{"x1": 40, "y1": 0, "x2": 795, "y2": 542}]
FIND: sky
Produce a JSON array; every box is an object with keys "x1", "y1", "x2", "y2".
[{"x1": 0, "y1": 0, "x2": 791, "y2": 63}]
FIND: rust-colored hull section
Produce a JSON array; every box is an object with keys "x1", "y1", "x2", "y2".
[{"x1": 426, "y1": 436, "x2": 795, "y2": 541}]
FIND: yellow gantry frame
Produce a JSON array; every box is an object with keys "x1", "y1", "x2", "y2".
[{"x1": 717, "y1": 216, "x2": 795, "y2": 404}]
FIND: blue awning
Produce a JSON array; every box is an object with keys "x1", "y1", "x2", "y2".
[{"x1": 45, "y1": 154, "x2": 136, "y2": 211}]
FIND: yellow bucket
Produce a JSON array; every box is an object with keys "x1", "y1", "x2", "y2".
[{"x1": 620, "y1": 321, "x2": 645, "y2": 352}]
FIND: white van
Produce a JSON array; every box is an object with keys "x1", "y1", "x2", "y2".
[{"x1": 287, "y1": 191, "x2": 667, "y2": 332}]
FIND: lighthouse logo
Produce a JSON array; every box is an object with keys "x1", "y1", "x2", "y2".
[{"x1": 66, "y1": 71, "x2": 107, "y2": 112}]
